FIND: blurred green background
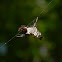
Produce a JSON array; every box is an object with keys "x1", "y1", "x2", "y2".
[{"x1": 0, "y1": 0, "x2": 62, "y2": 62}]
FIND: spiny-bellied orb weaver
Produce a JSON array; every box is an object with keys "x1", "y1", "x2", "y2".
[{"x1": 16, "y1": 17, "x2": 43, "y2": 40}]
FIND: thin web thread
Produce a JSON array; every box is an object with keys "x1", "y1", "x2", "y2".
[
  {"x1": 0, "y1": 0, "x2": 53, "y2": 48},
  {"x1": 0, "y1": 32, "x2": 21, "y2": 48},
  {"x1": 27, "y1": 0, "x2": 53, "y2": 26}
]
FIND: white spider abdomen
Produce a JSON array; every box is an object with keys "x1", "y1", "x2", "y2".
[{"x1": 25, "y1": 27, "x2": 41, "y2": 37}]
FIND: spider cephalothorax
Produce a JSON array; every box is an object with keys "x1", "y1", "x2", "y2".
[
  {"x1": 16, "y1": 17, "x2": 43, "y2": 40},
  {"x1": 18, "y1": 25, "x2": 27, "y2": 33}
]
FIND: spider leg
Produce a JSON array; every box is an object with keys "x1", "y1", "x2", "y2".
[
  {"x1": 16, "y1": 34, "x2": 26, "y2": 37},
  {"x1": 36, "y1": 17, "x2": 38, "y2": 22},
  {"x1": 33, "y1": 17, "x2": 38, "y2": 27},
  {"x1": 39, "y1": 36, "x2": 43, "y2": 40}
]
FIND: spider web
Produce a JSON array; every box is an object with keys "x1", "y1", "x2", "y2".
[
  {"x1": 27, "y1": 0, "x2": 53, "y2": 26},
  {"x1": 0, "y1": 0, "x2": 54, "y2": 48}
]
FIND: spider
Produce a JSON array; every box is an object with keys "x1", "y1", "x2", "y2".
[{"x1": 16, "y1": 17, "x2": 43, "y2": 40}]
